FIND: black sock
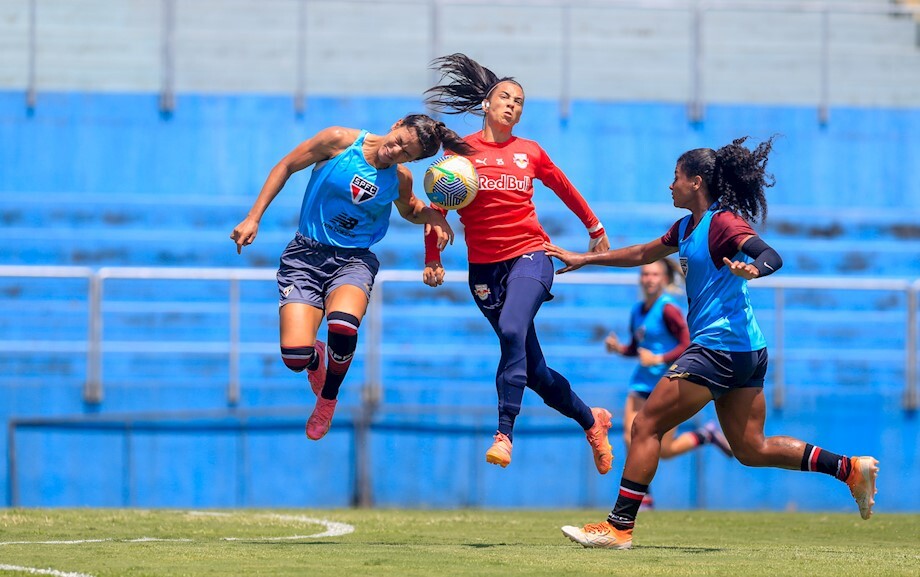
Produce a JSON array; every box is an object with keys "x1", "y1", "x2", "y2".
[
  {"x1": 607, "y1": 478, "x2": 648, "y2": 530},
  {"x1": 801, "y1": 443, "x2": 851, "y2": 481}
]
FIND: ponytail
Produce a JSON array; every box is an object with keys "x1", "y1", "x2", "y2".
[
  {"x1": 400, "y1": 114, "x2": 476, "y2": 159},
  {"x1": 425, "y1": 53, "x2": 521, "y2": 116},
  {"x1": 677, "y1": 135, "x2": 777, "y2": 223}
]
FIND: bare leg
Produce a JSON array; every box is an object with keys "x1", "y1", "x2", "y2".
[
  {"x1": 623, "y1": 377, "x2": 713, "y2": 484},
  {"x1": 279, "y1": 302, "x2": 324, "y2": 348},
  {"x1": 714, "y1": 387, "x2": 805, "y2": 469},
  {"x1": 622, "y1": 393, "x2": 644, "y2": 451}
]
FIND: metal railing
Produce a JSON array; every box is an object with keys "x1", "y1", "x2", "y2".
[
  {"x1": 18, "y1": 0, "x2": 920, "y2": 121},
  {"x1": 0, "y1": 265, "x2": 918, "y2": 410}
]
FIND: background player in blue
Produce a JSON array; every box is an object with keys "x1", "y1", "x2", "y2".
[
  {"x1": 605, "y1": 258, "x2": 732, "y2": 509},
  {"x1": 545, "y1": 136, "x2": 879, "y2": 549},
  {"x1": 231, "y1": 114, "x2": 474, "y2": 440}
]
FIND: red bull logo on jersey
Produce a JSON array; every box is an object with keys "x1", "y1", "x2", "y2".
[
  {"x1": 350, "y1": 175, "x2": 378, "y2": 204},
  {"x1": 479, "y1": 173, "x2": 531, "y2": 192},
  {"x1": 513, "y1": 153, "x2": 529, "y2": 169}
]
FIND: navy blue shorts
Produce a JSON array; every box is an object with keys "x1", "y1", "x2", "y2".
[
  {"x1": 468, "y1": 250, "x2": 555, "y2": 312},
  {"x1": 664, "y1": 343, "x2": 768, "y2": 400},
  {"x1": 276, "y1": 232, "x2": 379, "y2": 309}
]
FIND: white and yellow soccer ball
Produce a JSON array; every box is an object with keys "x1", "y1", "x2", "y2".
[{"x1": 422, "y1": 155, "x2": 479, "y2": 210}]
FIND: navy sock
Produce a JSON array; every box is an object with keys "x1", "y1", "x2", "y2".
[{"x1": 801, "y1": 443, "x2": 851, "y2": 481}]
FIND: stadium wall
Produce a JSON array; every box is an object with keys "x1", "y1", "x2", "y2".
[{"x1": 2, "y1": 91, "x2": 919, "y2": 511}]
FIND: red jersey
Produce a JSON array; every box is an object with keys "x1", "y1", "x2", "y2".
[{"x1": 425, "y1": 132, "x2": 600, "y2": 264}]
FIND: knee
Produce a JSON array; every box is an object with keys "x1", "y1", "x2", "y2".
[
  {"x1": 496, "y1": 318, "x2": 527, "y2": 350},
  {"x1": 280, "y1": 345, "x2": 314, "y2": 373},
  {"x1": 630, "y1": 413, "x2": 654, "y2": 441},
  {"x1": 731, "y1": 439, "x2": 766, "y2": 467},
  {"x1": 327, "y1": 312, "x2": 360, "y2": 364}
]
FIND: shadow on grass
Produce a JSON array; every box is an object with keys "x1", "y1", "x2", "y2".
[{"x1": 633, "y1": 545, "x2": 724, "y2": 553}]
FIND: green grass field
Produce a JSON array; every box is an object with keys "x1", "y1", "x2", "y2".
[{"x1": 1, "y1": 509, "x2": 917, "y2": 577}]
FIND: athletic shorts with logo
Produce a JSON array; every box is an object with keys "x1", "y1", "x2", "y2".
[
  {"x1": 277, "y1": 232, "x2": 379, "y2": 309},
  {"x1": 467, "y1": 250, "x2": 555, "y2": 313},
  {"x1": 664, "y1": 342, "x2": 768, "y2": 399}
]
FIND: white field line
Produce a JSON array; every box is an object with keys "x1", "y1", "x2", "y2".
[
  {"x1": 0, "y1": 564, "x2": 95, "y2": 577},
  {"x1": 0, "y1": 512, "x2": 355, "y2": 546}
]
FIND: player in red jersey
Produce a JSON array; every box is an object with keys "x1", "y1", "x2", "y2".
[{"x1": 421, "y1": 53, "x2": 614, "y2": 474}]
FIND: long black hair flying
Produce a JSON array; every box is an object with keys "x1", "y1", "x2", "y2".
[{"x1": 424, "y1": 53, "x2": 522, "y2": 116}]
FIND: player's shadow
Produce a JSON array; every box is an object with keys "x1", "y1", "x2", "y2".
[{"x1": 635, "y1": 545, "x2": 724, "y2": 553}]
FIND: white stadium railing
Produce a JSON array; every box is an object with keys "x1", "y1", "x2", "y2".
[{"x1": 0, "y1": 265, "x2": 917, "y2": 411}]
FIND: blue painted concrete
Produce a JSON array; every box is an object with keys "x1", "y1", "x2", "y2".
[{"x1": 1, "y1": 91, "x2": 918, "y2": 510}]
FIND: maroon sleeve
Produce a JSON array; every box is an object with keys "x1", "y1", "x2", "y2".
[
  {"x1": 660, "y1": 219, "x2": 683, "y2": 247},
  {"x1": 621, "y1": 339, "x2": 639, "y2": 357},
  {"x1": 709, "y1": 211, "x2": 757, "y2": 268},
  {"x1": 660, "y1": 303, "x2": 690, "y2": 364}
]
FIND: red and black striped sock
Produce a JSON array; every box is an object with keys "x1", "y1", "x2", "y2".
[
  {"x1": 607, "y1": 478, "x2": 648, "y2": 530},
  {"x1": 801, "y1": 443, "x2": 851, "y2": 481},
  {"x1": 321, "y1": 312, "x2": 360, "y2": 401}
]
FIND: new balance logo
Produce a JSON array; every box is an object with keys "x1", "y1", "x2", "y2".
[{"x1": 330, "y1": 214, "x2": 359, "y2": 230}]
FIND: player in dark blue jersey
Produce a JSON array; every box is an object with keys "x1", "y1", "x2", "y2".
[
  {"x1": 231, "y1": 114, "x2": 472, "y2": 441},
  {"x1": 606, "y1": 258, "x2": 732, "y2": 509},
  {"x1": 546, "y1": 136, "x2": 878, "y2": 549}
]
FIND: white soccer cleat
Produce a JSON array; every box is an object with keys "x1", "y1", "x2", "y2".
[{"x1": 561, "y1": 522, "x2": 633, "y2": 549}]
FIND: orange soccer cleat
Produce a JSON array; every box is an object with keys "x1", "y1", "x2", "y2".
[
  {"x1": 485, "y1": 432, "x2": 512, "y2": 468},
  {"x1": 846, "y1": 456, "x2": 879, "y2": 520},
  {"x1": 585, "y1": 407, "x2": 614, "y2": 474}
]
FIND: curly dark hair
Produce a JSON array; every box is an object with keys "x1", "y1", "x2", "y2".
[
  {"x1": 678, "y1": 136, "x2": 777, "y2": 223},
  {"x1": 424, "y1": 53, "x2": 522, "y2": 116},
  {"x1": 401, "y1": 113, "x2": 476, "y2": 158}
]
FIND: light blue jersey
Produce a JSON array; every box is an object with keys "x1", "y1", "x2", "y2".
[
  {"x1": 628, "y1": 293, "x2": 680, "y2": 394},
  {"x1": 298, "y1": 130, "x2": 400, "y2": 248},
  {"x1": 678, "y1": 208, "x2": 766, "y2": 352}
]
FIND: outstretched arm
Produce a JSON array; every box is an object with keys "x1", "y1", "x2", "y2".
[
  {"x1": 230, "y1": 126, "x2": 354, "y2": 254},
  {"x1": 543, "y1": 238, "x2": 676, "y2": 274}
]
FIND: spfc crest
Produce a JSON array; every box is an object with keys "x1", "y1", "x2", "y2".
[{"x1": 350, "y1": 175, "x2": 378, "y2": 204}]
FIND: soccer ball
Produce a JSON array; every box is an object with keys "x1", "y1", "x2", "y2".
[{"x1": 423, "y1": 155, "x2": 479, "y2": 210}]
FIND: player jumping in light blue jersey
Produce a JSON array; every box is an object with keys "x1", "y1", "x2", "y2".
[
  {"x1": 545, "y1": 136, "x2": 878, "y2": 550},
  {"x1": 231, "y1": 115, "x2": 474, "y2": 440}
]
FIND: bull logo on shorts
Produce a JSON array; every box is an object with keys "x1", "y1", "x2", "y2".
[
  {"x1": 350, "y1": 175, "x2": 378, "y2": 204},
  {"x1": 474, "y1": 284, "x2": 491, "y2": 301}
]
